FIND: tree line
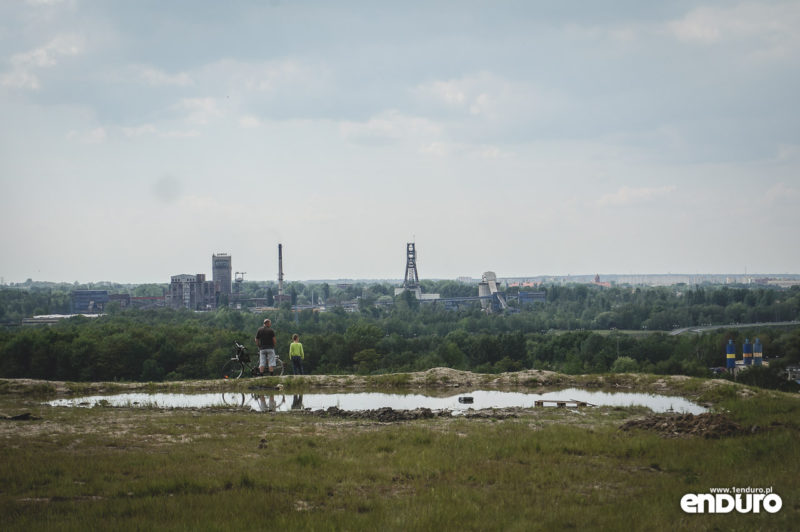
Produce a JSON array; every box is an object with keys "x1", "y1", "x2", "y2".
[{"x1": 1, "y1": 283, "x2": 799, "y2": 386}]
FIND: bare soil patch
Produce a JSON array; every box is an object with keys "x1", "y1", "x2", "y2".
[
  {"x1": 619, "y1": 413, "x2": 756, "y2": 439},
  {"x1": 309, "y1": 405, "x2": 523, "y2": 422}
]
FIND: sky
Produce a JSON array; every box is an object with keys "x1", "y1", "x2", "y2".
[{"x1": 1, "y1": 0, "x2": 799, "y2": 284}]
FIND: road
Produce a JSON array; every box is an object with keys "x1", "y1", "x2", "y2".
[{"x1": 669, "y1": 321, "x2": 800, "y2": 336}]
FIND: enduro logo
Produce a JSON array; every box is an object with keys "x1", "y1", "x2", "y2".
[{"x1": 681, "y1": 487, "x2": 782, "y2": 514}]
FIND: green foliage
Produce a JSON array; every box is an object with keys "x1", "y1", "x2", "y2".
[
  {"x1": 735, "y1": 365, "x2": 800, "y2": 392},
  {"x1": 610, "y1": 356, "x2": 639, "y2": 373},
  {"x1": 2, "y1": 283, "x2": 800, "y2": 384}
]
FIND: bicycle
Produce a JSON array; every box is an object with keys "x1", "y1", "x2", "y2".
[{"x1": 221, "y1": 342, "x2": 284, "y2": 379}]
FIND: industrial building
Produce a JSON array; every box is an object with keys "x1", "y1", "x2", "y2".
[
  {"x1": 725, "y1": 338, "x2": 767, "y2": 375},
  {"x1": 518, "y1": 290, "x2": 547, "y2": 306},
  {"x1": 393, "y1": 242, "x2": 439, "y2": 301},
  {"x1": 212, "y1": 253, "x2": 232, "y2": 298},
  {"x1": 70, "y1": 290, "x2": 110, "y2": 313},
  {"x1": 478, "y1": 272, "x2": 508, "y2": 311},
  {"x1": 388, "y1": 243, "x2": 546, "y2": 312},
  {"x1": 166, "y1": 253, "x2": 233, "y2": 310},
  {"x1": 168, "y1": 274, "x2": 217, "y2": 310}
]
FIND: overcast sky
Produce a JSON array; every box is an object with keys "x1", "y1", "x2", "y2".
[{"x1": 1, "y1": 1, "x2": 799, "y2": 284}]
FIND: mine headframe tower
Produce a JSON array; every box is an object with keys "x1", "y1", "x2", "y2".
[
  {"x1": 403, "y1": 242, "x2": 420, "y2": 290},
  {"x1": 234, "y1": 272, "x2": 245, "y2": 302}
]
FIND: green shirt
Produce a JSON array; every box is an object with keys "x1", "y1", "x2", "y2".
[{"x1": 289, "y1": 342, "x2": 304, "y2": 360}]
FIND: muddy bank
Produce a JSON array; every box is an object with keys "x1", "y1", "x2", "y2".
[
  {"x1": 0, "y1": 367, "x2": 738, "y2": 402},
  {"x1": 309, "y1": 406, "x2": 520, "y2": 422},
  {"x1": 620, "y1": 413, "x2": 758, "y2": 439}
]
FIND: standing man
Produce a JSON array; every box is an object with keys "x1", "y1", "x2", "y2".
[{"x1": 255, "y1": 318, "x2": 277, "y2": 376}]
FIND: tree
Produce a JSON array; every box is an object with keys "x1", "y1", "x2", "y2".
[
  {"x1": 610, "y1": 356, "x2": 639, "y2": 373},
  {"x1": 218, "y1": 293, "x2": 229, "y2": 308},
  {"x1": 266, "y1": 288, "x2": 274, "y2": 307},
  {"x1": 140, "y1": 358, "x2": 165, "y2": 381},
  {"x1": 354, "y1": 349, "x2": 380, "y2": 374},
  {"x1": 344, "y1": 322, "x2": 383, "y2": 354}
]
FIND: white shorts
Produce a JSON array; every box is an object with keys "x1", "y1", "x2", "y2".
[{"x1": 259, "y1": 349, "x2": 277, "y2": 368}]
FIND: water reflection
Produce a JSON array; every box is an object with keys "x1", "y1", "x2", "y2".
[
  {"x1": 47, "y1": 388, "x2": 707, "y2": 414},
  {"x1": 291, "y1": 395, "x2": 304, "y2": 410}
]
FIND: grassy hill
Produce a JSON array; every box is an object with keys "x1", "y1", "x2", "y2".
[{"x1": 1, "y1": 371, "x2": 798, "y2": 531}]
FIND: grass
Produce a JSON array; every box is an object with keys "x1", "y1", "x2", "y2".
[{"x1": 1, "y1": 376, "x2": 798, "y2": 530}]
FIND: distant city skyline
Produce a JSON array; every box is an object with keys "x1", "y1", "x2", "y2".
[
  {"x1": 4, "y1": 271, "x2": 800, "y2": 288},
  {"x1": 2, "y1": 2, "x2": 799, "y2": 284}
]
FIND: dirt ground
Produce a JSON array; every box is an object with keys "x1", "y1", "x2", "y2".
[
  {"x1": 0, "y1": 367, "x2": 722, "y2": 396},
  {"x1": 0, "y1": 369, "x2": 785, "y2": 447},
  {"x1": 619, "y1": 413, "x2": 757, "y2": 438}
]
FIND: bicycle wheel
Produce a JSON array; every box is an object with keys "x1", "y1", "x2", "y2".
[
  {"x1": 221, "y1": 359, "x2": 243, "y2": 379},
  {"x1": 274, "y1": 358, "x2": 284, "y2": 376},
  {"x1": 220, "y1": 393, "x2": 245, "y2": 406}
]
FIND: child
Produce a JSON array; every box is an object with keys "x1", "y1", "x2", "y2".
[{"x1": 289, "y1": 334, "x2": 305, "y2": 375}]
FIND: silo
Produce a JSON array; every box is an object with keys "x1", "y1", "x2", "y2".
[
  {"x1": 743, "y1": 338, "x2": 753, "y2": 366},
  {"x1": 754, "y1": 338, "x2": 763, "y2": 366},
  {"x1": 726, "y1": 339, "x2": 736, "y2": 370}
]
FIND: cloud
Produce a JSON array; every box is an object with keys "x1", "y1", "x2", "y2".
[
  {"x1": 419, "y1": 80, "x2": 468, "y2": 106},
  {"x1": 668, "y1": 2, "x2": 800, "y2": 51},
  {"x1": 176, "y1": 97, "x2": 224, "y2": 125},
  {"x1": 418, "y1": 142, "x2": 513, "y2": 159},
  {"x1": 339, "y1": 110, "x2": 441, "y2": 146},
  {"x1": 121, "y1": 123, "x2": 200, "y2": 139},
  {"x1": 122, "y1": 124, "x2": 157, "y2": 138},
  {"x1": 66, "y1": 127, "x2": 106, "y2": 143},
  {"x1": 182, "y1": 57, "x2": 320, "y2": 101},
  {"x1": 159, "y1": 129, "x2": 201, "y2": 139},
  {"x1": 238, "y1": 115, "x2": 261, "y2": 128},
  {"x1": 135, "y1": 66, "x2": 193, "y2": 87},
  {"x1": 763, "y1": 182, "x2": 800, "y2": 205},
  {"x1": 772, "y1": 144, "x2": 800, "y2": 164},
  {"x1": 415, "y1": 73, "x2": 505, "y2": 118},
  {"x1": 239, "y1": 59, "x2": 308, "y2": 92},
  {"x1": 419, "y1": 142, "x2": 450, "y2": 157},
  {"x1": 411, "y1": 72, "x2": 565, "y2": 146},
  {"x1": 0, "y1": 70, "x2": 40, "y2": 90},
  {"x1": 597, "y1": 185, "x2": 676, "y2": 207},
  {"x1": 1, "y1": 34, "x2": 83, "y2": 90},
  {"x1": 414, "y1": 72, "x2": 557, "y2": 120},
  {"x1": 476, "y1": 145, "x2": 513, "y2": 159}
]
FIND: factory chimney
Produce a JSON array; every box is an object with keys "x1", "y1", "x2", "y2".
[{"x1": 278, "y1": 243, "x2": 284, "y2": 299}]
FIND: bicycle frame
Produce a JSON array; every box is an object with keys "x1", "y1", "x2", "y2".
[{"x1": 222, "y1": 342, "x2": 284, "y2": 379}]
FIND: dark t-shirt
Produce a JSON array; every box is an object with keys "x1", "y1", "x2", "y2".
[{"x1": 256, "y1": 326, "x2": 275, "y2": 350}]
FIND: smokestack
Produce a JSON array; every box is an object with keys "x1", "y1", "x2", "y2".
[{"x1": 278, "y1": 243, "x2": 284, "y2": 298}]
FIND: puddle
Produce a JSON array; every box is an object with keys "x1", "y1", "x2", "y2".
[{"x1": 46, "y1": 388, "x2": 707, "y2": 414}]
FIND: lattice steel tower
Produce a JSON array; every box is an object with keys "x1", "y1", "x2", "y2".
[{"x1": 403, "y1": 242, "x2": 420, "y2": 290}]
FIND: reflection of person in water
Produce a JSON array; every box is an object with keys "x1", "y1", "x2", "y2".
[
  {"x1": 291, "y1": 394, "x2": 304, "y2": 410},
  {"x1": 254, "y1": 394, "x2": 285, "y2": 412},
  {"x1": 267, "y1": 394, "x2": 286, "y2": 412}
]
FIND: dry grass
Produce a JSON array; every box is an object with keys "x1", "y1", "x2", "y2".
[{"x1": 0, "y1": 373, "x2": 798, "y2": 530}]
